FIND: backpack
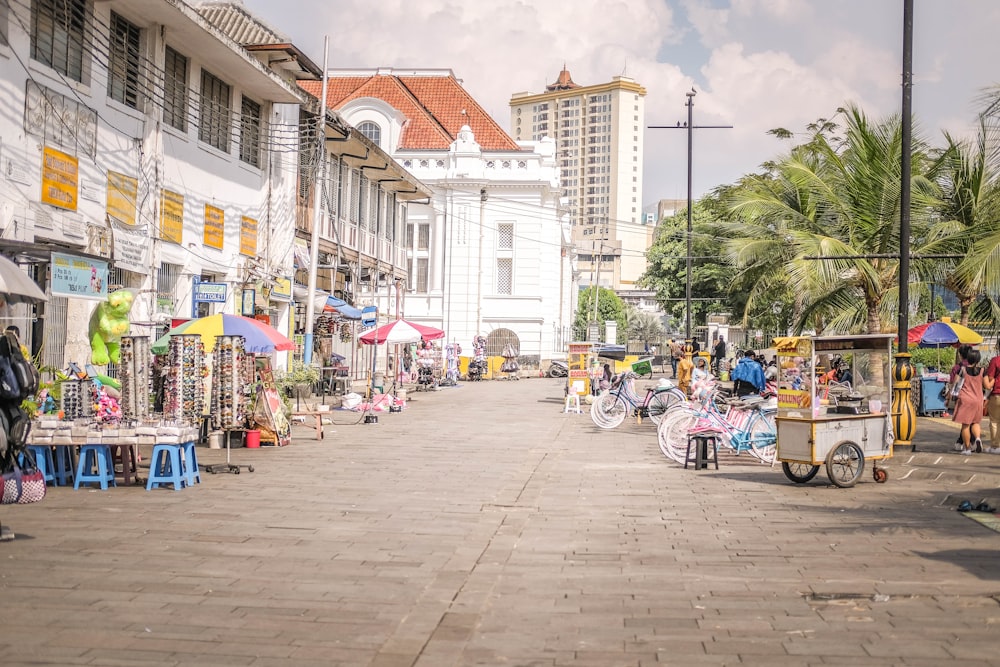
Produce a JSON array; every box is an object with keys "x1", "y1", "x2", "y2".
[
  {"x1": 0, "y1": 332, "x2": 38, "y2": 401},
  {"x1": 0, "y1": 356, "x2": 20, "y2": 401}
]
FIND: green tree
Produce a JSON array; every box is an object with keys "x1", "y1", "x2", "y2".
[
  {"x1": 573, "y1": 287, "x2": 626, "y2": 342},
  {"x1": 721, "y1": 105, "x2": 936, "y2": 335},
  {"x1": 624, "y1": 306, "x2": 665, "y2": 347}
]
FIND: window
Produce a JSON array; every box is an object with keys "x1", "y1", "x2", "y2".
[
  {"x1": 415, "y1": 257, "x2": 429, "y2": 292},
  {"x1": 497, "y1": 223, "x2": 513, "y2": 250},
  {"x1": 405, "y1": 223, "x2": 414, "y2": 248},
  {"x1": 108, "y1": 12, "x2": 140, "y2": 109},
  {"x1": 358, "y1": 121, "x2": 381, "y2": 146},
  {"x1": 199, "y1": 69, "x2": 231, "y2": 152},
  {"x1": 163, "y1": 47, "x2": 188, "y2": 131},
  {"x1": 31, "y1": 0, "x2": 87, "y2": 82},
  {"x1": 239, "y1": 95, "x2": 261, "y2": 167},
  {"x1": 496, "y1": 258, "x2": 512, "y2": 295},
  {"x1": 417, "y1": 224, "x2": 429, "y2": 250}
]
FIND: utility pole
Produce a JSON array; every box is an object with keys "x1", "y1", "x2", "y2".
[
  {"x1": 303, "y1": 37, "x2": 329, "y2": 366},
  {"x1": 649, "y1": 89, "x2": 731, "y2": 356}
]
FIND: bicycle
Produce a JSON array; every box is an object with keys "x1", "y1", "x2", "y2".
[
  {"x1": 590, "y1": 372, "x2": 686, "y2": 429},
  {"x1": 656, "y1": 391, "x2": 776, "y2": 464}
]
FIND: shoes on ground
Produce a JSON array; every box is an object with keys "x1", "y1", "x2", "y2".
[
  {"x1": 989, "y1": 448, "x2": 1000, "y2": 454},
  {"x1": 975, "y1": 502, "x2": 997, "y2": 513},
  {"x1": 961, "y1": 450, "x2": 973, "y2": 456},
  {"x1": 975, "y1": 438, "x2": 984, "y2": 453},
  {"x1": 958, "y1": 500, "x2": 974, "y2": 511},
  {"x1": 954, "y1": 443, "x2": 964, "y2": 451}
]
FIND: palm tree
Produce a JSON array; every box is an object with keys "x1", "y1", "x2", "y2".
[{"x1": 720, "y1": 105, "x2": 936, "y2": 335}]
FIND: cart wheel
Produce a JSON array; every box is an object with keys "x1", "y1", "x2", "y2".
[
  {"x1": 248, "y1": 466, "x2": 255, "y2": 473},
  {"x1": 873, "y1": 467, "x2": 888, "y2": 483},
  {"x1": 782, "y1": 462, "x2": 820, "y2": 484},
  {"x1": 826, "y1": 441, "x2": 864, "y2": 488}
]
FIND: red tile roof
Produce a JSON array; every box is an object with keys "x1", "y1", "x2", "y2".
[{"x1": 299, "y1": 72, "x2": 521, "y2": 152}]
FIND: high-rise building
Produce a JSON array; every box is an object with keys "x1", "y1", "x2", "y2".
[{"x1": 510, "y1": 67, "x2": 650, "y2": 291}]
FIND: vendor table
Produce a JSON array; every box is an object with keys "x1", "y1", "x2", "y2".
[{"x1": 291, "y1": 412, "x2": 324, "y2": 440}]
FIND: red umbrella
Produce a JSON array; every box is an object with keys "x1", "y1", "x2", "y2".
[{"x1": 358, "y1": 319, "x2": 445, "y2": 345}]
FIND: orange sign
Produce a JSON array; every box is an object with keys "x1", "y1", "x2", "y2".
[
  {"x1": 160, "y1": 190, "x2": 184, "y2": 243},
  {"x1": 203, "y1": 204, "x2": 224, "y2": 249},
  {"x1": 40, "y1": 146, "x2": 78, "y2": 211},
  {"x1": 239, "y1": 216, "x2": 257, "y2": 256},
  {"x1": 106, "y1": 170, "x2": 138, "y2": 225}
]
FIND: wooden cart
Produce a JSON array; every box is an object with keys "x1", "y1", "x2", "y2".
[{"x1": 774, "y1": 334, "x2": 895, "y2": 487}]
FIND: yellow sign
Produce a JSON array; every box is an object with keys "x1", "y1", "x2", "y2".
[
  {"x1": 271, "y1": 277, "x2": 291, "y2": 300},
  {"x1": 40, "y1": 146, "x2": 78, "y2": 211},
  {"x1": 160, "y1": 190, "x2": 184, "y2": 244},
  {"x1": 239, "y1": 216, "x2": 257, "y2": 257},
  {"x1": 106, "y1": 170, "x2": 138, "y2": 225},
  {"x1": 203, "y1": 204, "x2": 224, "y2": 249}
]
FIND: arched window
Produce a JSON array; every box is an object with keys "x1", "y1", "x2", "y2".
[{"x1": 358, "y1": 121, "x2": 381, "y2": 147}]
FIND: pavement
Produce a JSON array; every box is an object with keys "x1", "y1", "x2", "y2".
[{"x1": 1, "y1": 377, "x2": 999, "y2": 666}]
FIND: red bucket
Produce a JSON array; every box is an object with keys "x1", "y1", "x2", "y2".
[{"x1": 245, "y1": 430, "x2": 261, "y2": 448}]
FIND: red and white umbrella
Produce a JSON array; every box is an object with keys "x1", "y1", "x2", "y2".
[{"x1": 358, "y1": 319, "x2": 445, "y2": 345}]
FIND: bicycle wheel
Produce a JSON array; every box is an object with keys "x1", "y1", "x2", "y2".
[
  {"x1": 646, "y1": 389, "x2": 685, "y2": 425},
  {"x1": 589, "y1": 392, "x2": 618, "y2": 428},
  {"x1": 747, "y1": 410, "x2": 777, "y2": 464},
  {"x1": 593, "y1": 393, "x2": 628, "y2": 429},
  {"x1": 657, "y1": 408, "x2": 698, "y2": 464},
  {"x1": 826, "y1": 441, "x2": 864, "y2": 488}
]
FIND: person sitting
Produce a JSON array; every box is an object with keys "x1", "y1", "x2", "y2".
[{"x1": 731, "y1": 350, "x2": 766, "y2": 397}]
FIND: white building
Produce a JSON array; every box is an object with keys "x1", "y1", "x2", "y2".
[
  {"x1": 0, "y1": 0, "x2": 311, "y2": 369},
  {"x1": 302, "y1": 68, "x2": 574, "y2": 364},
  {"x1": 510, "y1": 67, "x2": 652, "y2": 291}
]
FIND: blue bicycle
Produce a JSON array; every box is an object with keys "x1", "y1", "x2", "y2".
[{"x1": 591, "y1": 372, "x2": 686, "y2": 429}]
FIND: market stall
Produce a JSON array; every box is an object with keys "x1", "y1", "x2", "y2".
[{"x1": 774, "y1": 334, "x2": 894, "y2": 488}]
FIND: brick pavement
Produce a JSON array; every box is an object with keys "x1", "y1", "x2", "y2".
[{"x1": 0, "y1": 379, "x2": 998, "y2": 666}]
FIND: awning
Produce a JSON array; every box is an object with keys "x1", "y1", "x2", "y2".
[
  {"x1": 328, "y1": 302, "x2": 361, "y2": 320},
  {"x1": 292, "y1": 284, "x2": 329, "y2": 312}
]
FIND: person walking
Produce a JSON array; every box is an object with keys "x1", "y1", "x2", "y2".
[
  {"x1": 712, "y1": 336, "x2": 726, "y2": 375},
  {"x1": 952, "y1": 349, "x2": 990, "y2": 455},
  {"x1": 669, "y1": 339, "x2": 683, "y2": 378},
  {"x1": 983, "y1": 349, "x2": 1000, "y2": 453}
]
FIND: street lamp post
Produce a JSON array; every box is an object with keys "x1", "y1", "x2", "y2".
[{"x1": 892, "y1": 0, "x2": 917, "y2": 450}]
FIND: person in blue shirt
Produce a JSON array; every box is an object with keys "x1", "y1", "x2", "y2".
[{"x1": 731, "y1": 350, "x2": 766, "y2": 396}]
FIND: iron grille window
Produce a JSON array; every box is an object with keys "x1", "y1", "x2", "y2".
[
  {"x1": 31, "y1": 0, "x2": 87, "y2": 82},
  {"x1": 405, "y1": 223, "x2": 414, "y2": 248},
  {"x1": 163, "y1": 46, "x2": 187, "y2": 131},
  {"x1": 239, "y1": 95, "x2": 261, "y2": 167},
  {"x1": 199, "y1": 69, "x2": 231, "y2": 152},
  {"x1": 496, "y1": 257, "x2": 512, "y2": 295},
  {"x1": 297, "y1": 111, "x2": 314, "y2": 201},
  {"x1": 42, "y1": 295, "x2": 68, "y2": 371},
  {"x1": 497, "y1": 223, "x2": 514, "y2": 250},
  {"x1": 416, "y1": 257, "x2": 428, "y2": 292},
  {"x1": 417, "y1": 224, "x2": 429, "y2": 250},
  {"x1": 108, "y1": 12, "x2": 140, "y2": 109}
]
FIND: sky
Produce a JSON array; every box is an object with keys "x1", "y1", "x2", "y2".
[{"x1": 240, "y1": 0, "x2": 1000, "y2": 209}]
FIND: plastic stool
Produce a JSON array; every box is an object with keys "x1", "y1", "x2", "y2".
[
  {"x1": 685, "y1": 433, "x2": 720, "y2": 470},
  {"x1": 22, "y1": 446, "x2": 55, "y2": 485},
  {"x1": 53, "y1": 447, "x2": 74, "y2": 486},
  {"x1": 564, "y1": 393, "x2": 582, "y2": 414},
  {"x1": 74, "y1": 444, "x2": 117, "y2": 490},
  {"x1": 180, "y1": 441, "x2": 201, "y2": 486},
  {"x1": 146, "y1": 444, "x2": 185, "y2": 491}
]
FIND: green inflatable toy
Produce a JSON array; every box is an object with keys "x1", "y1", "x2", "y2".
[{"x1": 88, "y1": 290, "x2": 135, "y2": 365}]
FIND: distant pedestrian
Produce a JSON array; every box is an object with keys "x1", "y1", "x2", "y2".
[
  {"x1": 984, "y1": 349, "x2": 1000, "y2": 452},
  {"x1": 712, "y1": 336, "x2": 726, "y2": 375},
  {"x1": 669, "y1": 339, "x2": 683, "y2": 378},
  {"x1": 952, "y1": 349, "x2": 988, "y2": 455}
]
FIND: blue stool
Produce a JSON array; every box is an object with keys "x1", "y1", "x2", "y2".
[
  {"x1": 74, "y1": 444, "x2": 117, "y2": 490},
  {"x1": 22, "y1": 446, "x2": 55, "y2": 485},
  {"x1": 53, "y1": 447, "x2": 75, "y2": 486},
  {"x1": 180, "y1": 441, "x2": 201, "y2": 486},
  {"x1": 146, "y1": 444, "x2": 186, "y2": 491}
]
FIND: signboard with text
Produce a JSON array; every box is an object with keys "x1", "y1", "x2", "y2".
[
  {"x1": 106, "y1": 170, "x2": 137, "y2": 226},
  {"x1": 239, "y1": 215, "x2": 257, "y2": 256},
  {"x1": 50, "y1": 252, "x2": 108, "y2": 300},
  {"x1": 160, "y1": 189, "x2": 184, "y2": 244},
  {"x1": 203, "y1": 204, "x2": 224, "y2": 249},
  {"x1": 40, "y1": 146, "x2": 78, "y2": 211}
]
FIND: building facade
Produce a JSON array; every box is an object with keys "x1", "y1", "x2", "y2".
[
  {"x1": 302, "y1": 68, "x2": 575, "y2": 363},
  {"x1": 0, "y1": 0, "x2": 315, "y2": 370},
  {"x1": 509, "y1": 67, "x2": 651, "y2": 292}
]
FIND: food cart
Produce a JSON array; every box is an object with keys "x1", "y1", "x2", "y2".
[{"x1": 774, "y1": 334, "x2": 894, "y2": 487}]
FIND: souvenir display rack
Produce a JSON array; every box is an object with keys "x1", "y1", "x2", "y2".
[
  {"x1": 164, "y1": 334, "x2": 205, "y2": 424},
  {"x1": 61, "y1": 379, "x2": 93, "y2": 420},
  {"x1": 210, "y1": 335, "x2": 248, "y2": 431},
  {"x1": 119, "y1": 335, "x2": 150, "y2": 421}
]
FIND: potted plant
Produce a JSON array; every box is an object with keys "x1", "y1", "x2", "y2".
[{"x1": 276, "y1": 360, "x2": 321, "y2": 401}]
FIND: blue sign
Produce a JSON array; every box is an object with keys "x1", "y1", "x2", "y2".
[
  {"x1": 193, "y1": 281, "x2": 227, "y2": 303},
  {"x1": 361, "y1": 306, "x2": 377, "y2": 327},
  {"x1": 50, "y1": 252, "x2": 108, "y2": 300}
]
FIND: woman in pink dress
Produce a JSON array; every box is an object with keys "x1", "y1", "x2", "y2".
[{"x1": 952, "y1": 349, "x2": 992, "y2": 454}]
